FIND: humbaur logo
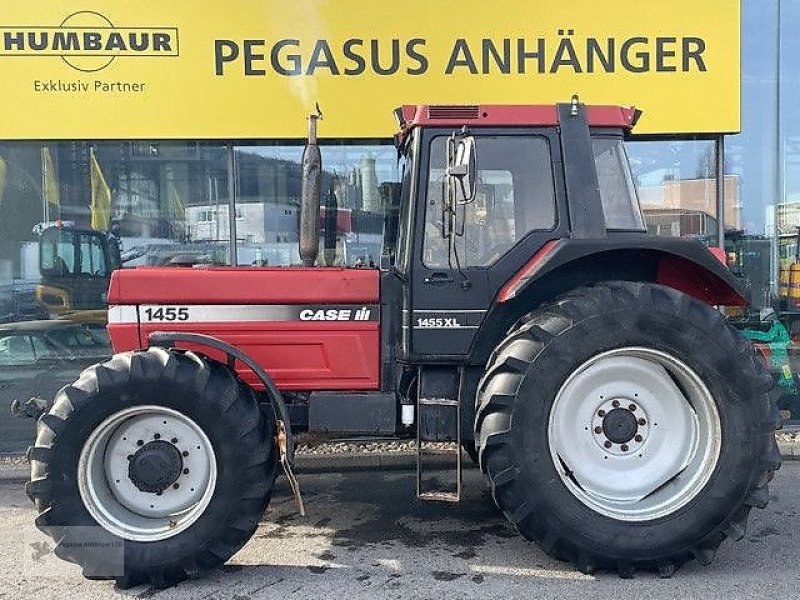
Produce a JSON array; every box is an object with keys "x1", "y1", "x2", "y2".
[{"x1": 0, "y1": 10, "x2": 179, "y2": 72}]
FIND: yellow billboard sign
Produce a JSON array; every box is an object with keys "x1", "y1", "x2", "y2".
[{"x1": 0, "y1": 1, "x2": 740, "y2": 139}]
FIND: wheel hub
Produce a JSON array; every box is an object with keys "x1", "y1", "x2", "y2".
[
  {"x1": 591, "y1": 396, "x2": 650, "y2": 455},
  {"x1": 602, "y1": 407, "x2": 639, "y2": 444},
  {"x1": 128, "y1": 440, "x2": 183, "y2": 493},
  {"x1": 78, "y1": 406, "x2": 217, "y2": 542}
]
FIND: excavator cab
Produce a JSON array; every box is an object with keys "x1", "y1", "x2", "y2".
[{"x1": 36, "y1": 223, "x2": 121, "y2": 316}]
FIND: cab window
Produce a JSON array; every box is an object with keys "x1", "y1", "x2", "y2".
[
  {"x1": 40, "y1": 228, "x2": 109, "y2": 277},
  {"x1": 79, "y1": 233, "x2": 109, "y2": 276},
  {"x1": 592, "y1": 137, "x2": 646, "y2": 230},
  {"x1": 423, "y1": 135, "x2": 556, "y2": 267},
  {"x1": 40, "y1": 229, "x2": 76, "y2": 275}
]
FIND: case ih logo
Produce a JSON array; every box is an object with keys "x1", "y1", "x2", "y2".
[{"x1": 0, "y1": 10, "x2": 178, "y2": 72}]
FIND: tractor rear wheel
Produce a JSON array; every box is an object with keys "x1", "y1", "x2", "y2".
[
  {"x1": 26, "y1": 347, "x2": 277, "y2": 587},
  {"x1": 475, "y1": 281, "x2": 781, "y2": 577}
]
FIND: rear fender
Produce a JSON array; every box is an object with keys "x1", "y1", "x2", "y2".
[
  {"x1": 498, "y1": 237, "x2": 744, "y2": 306},
  {"x1": 469, "y1": 237, "x2": 745, "y2": 365},
  {"x1": 654, "y1": 250, "x2": 744, "y2": 307}
]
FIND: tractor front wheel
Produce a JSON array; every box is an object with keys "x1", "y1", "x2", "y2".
[
  {"x1": 475, "y1": 282, "x2": 781, "y2": 577},
  {"x1": 26, "y1": 347, "x2": 277, "y2": 587}
]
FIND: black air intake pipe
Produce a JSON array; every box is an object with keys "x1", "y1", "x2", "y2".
[
  {"x1": 323, "y1": 177, "x2": 338, "y2": 267},
  {"x1": 299, "y1": 111, "x2": 322, "y2": 267}
]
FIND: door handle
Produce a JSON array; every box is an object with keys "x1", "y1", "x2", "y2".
[{"x1": 424, "y1": 271, "x2": 454, "y2": 284}]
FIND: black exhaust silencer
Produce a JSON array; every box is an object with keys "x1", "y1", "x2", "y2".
[{"x1": 299, "y1": 110, "x2": 322, "y2": 267}]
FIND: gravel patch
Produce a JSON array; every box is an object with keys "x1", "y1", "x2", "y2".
[{"x1": 294, "y1": 439, "x2": 456, "y2": 455}]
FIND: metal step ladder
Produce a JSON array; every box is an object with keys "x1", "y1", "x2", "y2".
[{"x1": 416, "y1": 396, "x2": 462, "y2": 502}]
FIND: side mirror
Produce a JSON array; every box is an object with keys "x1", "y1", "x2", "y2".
[{"x1": 447, "y1": 135, "x2": 476, "y2": 204}]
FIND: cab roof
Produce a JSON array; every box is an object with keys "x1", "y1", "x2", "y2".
[{"x1": 396, "y1": 103, "x2": 639, "y2": 132}]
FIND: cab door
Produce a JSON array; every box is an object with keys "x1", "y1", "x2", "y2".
[{"x1": 408, "y1": 127, "x2": 566, "y2": 360}]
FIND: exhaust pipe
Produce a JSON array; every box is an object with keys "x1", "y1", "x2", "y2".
[{"x1": 299, "y1": 108, "x2": 322, "y2": 267}]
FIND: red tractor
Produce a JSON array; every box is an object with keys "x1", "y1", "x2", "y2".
[{"x1": 27, "y1": 100, "x2": 780, "y2": 585}]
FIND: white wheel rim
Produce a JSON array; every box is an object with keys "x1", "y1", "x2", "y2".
[
  {"x1": 78, "y1": 405, "x2": 218, "y2": 542},
  {"x1": 547, "y1": 347, "x2": 721, "y2": 521}
]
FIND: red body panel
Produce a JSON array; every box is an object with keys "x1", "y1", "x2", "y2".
[
  {"x1": 107, "y1": 267, "x2": 379, "y2": 304},
  {"x1": 108, "y1": 267, "x2": 381, "y2": 391},
  {"x1": 107, "y1": 323, "x2": 140, "y2": 355},
  {"x1": 399, "y1": 104, "x2": 637, "y2": 131}
]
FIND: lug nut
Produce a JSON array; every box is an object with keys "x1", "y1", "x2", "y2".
[
  {"x1": 604, "y1": 441, "x2": 612, "y2": 449},
  {"x1": 634, "y1": 435, "x2": 643, "y2": 442},
  {"x1": 136, "y1": 440, "x2": 144, "y2": 446},
  {"x1": 183, "y1": 468, "x2": 189, "y2": 475},
  {"x1": 127, "y1": 454, "x2": 134, "y2": 461},
  {"x1": 638, "y1": 418, "x2": 646, "y2": 426},
  {"x1": 182, "y1": 451, "x2": 189, "y2": 457},
  {"x1": 598, "y1": 410, "x2": 606, "y2": 417},
  {"x1": 628, "y1": 404, "x2": 637, "y2": 411},
  {"x1": 594, "y1": 426, "x2": 603, "y2": 434},
  {"x1": 173, "y1": 483, "x2": 180, "y2": 489},
  {"x1": 612, "y1": 400, "x2": 620, "y2": 408},
  {"x1": 171, "y1": 438, "x2": 178, "y2": 444},
  {"x1": 621, "y1": 444, "x2": 629, "y2": 452},
  {"x1": 154, "y1": 433, "x2": 161, "y2": 440}
]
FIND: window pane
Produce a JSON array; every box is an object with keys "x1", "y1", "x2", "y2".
[
  {"x1": 593, "y1": 138, "x2": 645, "y2": 230},
  {"x1": 40, "y1": 230, "x2": 76, "y2": 275},
  {"x1": 79, "y1": 234, "x2": 107, "y2": 276},
  {"x1": 626, "y1": 139, "x2": 723, "y2": 241},
  {"x1": 233, "y1": 141, "x2": 399, "y2": 267},
  {"x1": 0, "y1": 334, "x2": 34, "y2": 365},
  {"x1": 424, "y1": 135, "x2": 555, "y2": 268},
  {"x1": 30, "y1": 335, "x2": 50, "y2": 358},
  {"x1": 106, "y1": 141, "x2": 231, "y2": 266}
]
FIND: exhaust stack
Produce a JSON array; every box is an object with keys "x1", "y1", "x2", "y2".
[{"x1": 299, "y1": 108, "x2": 322, "y2": 267}]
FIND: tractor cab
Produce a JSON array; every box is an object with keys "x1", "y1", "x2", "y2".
[{"x1": 386, "y1": 101, "x2": 737, "y2": 362}]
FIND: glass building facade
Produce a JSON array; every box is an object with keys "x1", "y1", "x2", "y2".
[{"x1": 0, "y1": 1, "x2": 798, "y2": 451}]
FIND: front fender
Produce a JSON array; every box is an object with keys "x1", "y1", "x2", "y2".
[{"x1": 147, "y1": 331, "x2": 295, "y2": 463}]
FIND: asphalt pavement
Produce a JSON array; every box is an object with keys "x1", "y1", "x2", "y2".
[{"x1": 1, "y1": 462, "x2": 799, "y2": 599}]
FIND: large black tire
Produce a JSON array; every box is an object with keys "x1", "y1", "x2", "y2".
[
  {"x1": 475, "y1": 282, "x2": 781, "y2": 577},
  {"x1": 26, "y1": 347, "x2": 277, "y2": 587}
]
